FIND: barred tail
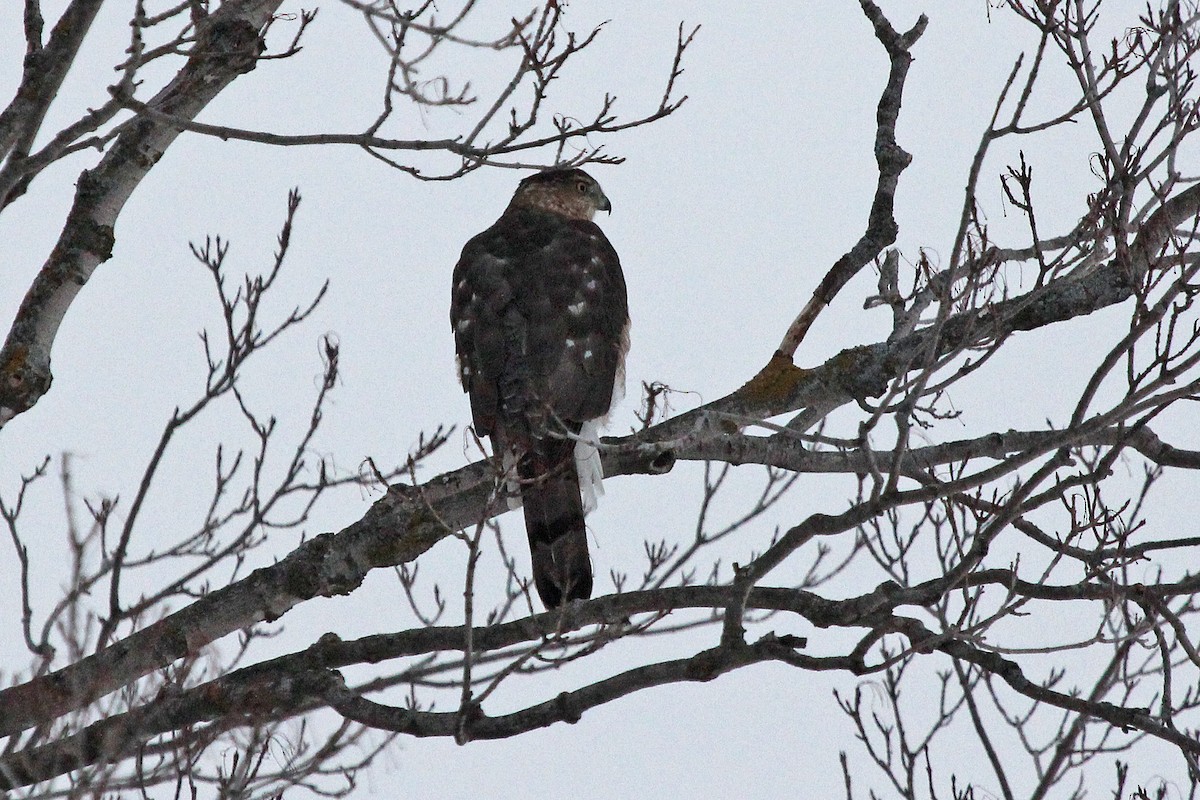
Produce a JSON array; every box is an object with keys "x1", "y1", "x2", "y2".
[{"x1": 519, "y1": 435, "x2": 592, "y2": 608}]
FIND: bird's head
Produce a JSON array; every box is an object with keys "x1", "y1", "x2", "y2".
[{"x1": 510, "y1": 167, "x2": 612, "y2": 221}]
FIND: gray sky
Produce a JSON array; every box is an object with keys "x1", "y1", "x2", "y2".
[{"x1": 0, "y1": 1, "x2": 1188, "y2": 797}]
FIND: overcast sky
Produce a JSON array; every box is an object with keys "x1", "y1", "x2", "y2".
[{"x1": 0, "y1": 2, "x2": 1188, "y2": 797}]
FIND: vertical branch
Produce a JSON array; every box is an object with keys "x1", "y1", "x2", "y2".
[
  {"x1": 771, "y1": 2, "x2": 925, "y2": 362},
  {"x1": 0, "y1": 456, "x2": 53, "y2": 658}
]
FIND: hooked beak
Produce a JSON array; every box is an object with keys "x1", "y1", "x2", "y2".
[{"x1": 597, "y1": 192, "x2": 612, "y2": 214}]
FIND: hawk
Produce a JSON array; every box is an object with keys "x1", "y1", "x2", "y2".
[{"x1": 451, "y1": 168, "x2": 629, "y2": 608}]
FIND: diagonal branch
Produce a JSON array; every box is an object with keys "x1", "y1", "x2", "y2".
[
  {"x1": 1, "y1": 175, "x2": 1196, "y2": 738},
  {"x1": 0, "y1": 0, "x2": 284, "y2": 427},
  {"x1": 772, "y1": 2, "x2": 926, "y2": 362},
  {"x1": 6, "y1": 567, "x2": 1199, "y2": 788},
  {"x1": 0, "y1": 0, "x2": 105, "y2": 169}
]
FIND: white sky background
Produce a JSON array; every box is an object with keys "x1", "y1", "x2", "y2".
[{"x1": 0, "y1": 1, "x2": 1193, "y2": 797}]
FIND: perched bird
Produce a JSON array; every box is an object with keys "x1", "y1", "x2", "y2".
[{"x1": 450, "y1": 168, "x2": 629, "y2": 608}]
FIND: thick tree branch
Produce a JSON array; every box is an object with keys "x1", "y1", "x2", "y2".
[
  {"x1": 0, "y1": 0, "x2": 104, "y2": 168},
  {"x1": 3, "y1": 193, "x2": 1196, "y2": 738},
  {"x1": 653, "y1": 422, "x2": 1200, "y2": 477},
  {"x1": 0, "y1": 0, "x2": 283, "y2": 426},
  {"x1": 6, "y1": 2, "x2": 1200, "y2": 793},
  {"x1": 8, "y1": 563, "x2": 1200, "y2": 788},
  {"x1": 642, "y1": 179, "x2": 1200, "y2": 449}
]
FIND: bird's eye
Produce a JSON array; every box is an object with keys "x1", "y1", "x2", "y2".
[{"x1": 576, "y1": 181, "x2": 588, "y2": 193}]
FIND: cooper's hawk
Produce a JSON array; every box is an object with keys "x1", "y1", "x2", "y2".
[{"x1": 450, "y1": 168, "x2": 628, "y2": 608}]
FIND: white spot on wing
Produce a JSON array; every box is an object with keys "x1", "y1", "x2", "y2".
[
  {"x1": 568, "y1": 301, "x2": 586, "y2": 316},
  {"x1": 583, "y1": 349, "x2": 593, "y2": 359},
  {"x1": 455, "y1": 318, "x2": 471, "y2": 333},
  {"x1": 565, "y1": 338, "x2": 577, "y2": 348},
  {"x1": 589, "y1": 256, "x2": 602, "y2": 266},
  {"x1": 585, "y1": 279, "x2": 598, "y2": 291}
]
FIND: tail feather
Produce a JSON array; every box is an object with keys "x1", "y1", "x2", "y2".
[
  {"x1": 575, "y1": 419, "x2": 604, "y2": 514},
  {"x1": 519, "y1": 435, "x2": 592, "y2": 608}
]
